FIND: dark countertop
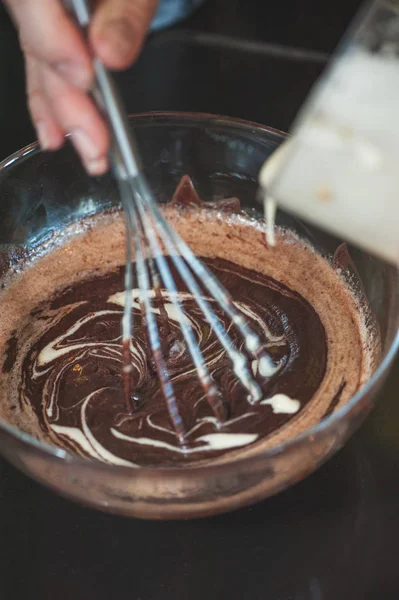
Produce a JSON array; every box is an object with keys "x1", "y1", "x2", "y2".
[{"x1": 1, "y1": 2, "x2": 399, "y2": 599}]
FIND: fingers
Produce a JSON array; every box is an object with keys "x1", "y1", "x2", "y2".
[
  {"x1": 90, "y1": 0, "x2": 159, "y2": 70},
  {"x1": 6, "y1": 0, "x2": 157, "y2": 176},
  {"x1": 11, "y1": 0, "x2": 108, "y2": 174},
  {"x1": 25, "y1": 56, "x2": 109, "y2": 174},
  {"x1": 41, "y1": 65, "x2": 110, "y2": 175},
  {"x1": 26, "y1": 57, "x2": 64, "y2": 151},
  {"x1": 5, "y1": 0, "x2": 93, "y2": 90}
]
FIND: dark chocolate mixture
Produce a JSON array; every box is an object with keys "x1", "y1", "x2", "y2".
[{"x1": 6, "y1": 255, "x2": 328, "y2": 466}]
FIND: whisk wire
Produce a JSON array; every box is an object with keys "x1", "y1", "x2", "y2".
[
  {"x1": 117, "y1": 178, "x2": 135, "y2": 413},
  {"x1": 125, "y1": 189, "x2": 187, "y2": 444},
  {"x1": 133, "y1": 185, "x2": 226, "y2": 424}
]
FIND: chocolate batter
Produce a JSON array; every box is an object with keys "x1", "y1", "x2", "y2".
[{"x1": 0, "y1": 179, "x2": 378, "y2": 467}]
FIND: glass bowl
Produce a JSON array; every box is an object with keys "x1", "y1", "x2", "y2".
[{"x1": 0, "y1": 112, "x2": 398, "y2": 519}]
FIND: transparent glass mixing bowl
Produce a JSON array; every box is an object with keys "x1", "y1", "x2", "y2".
[{"x1": 0, "y1": 112, "x2": 398, "y2": 519}]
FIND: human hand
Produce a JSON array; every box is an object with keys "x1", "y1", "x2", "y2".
[{"x1": 5, "y1": 0, "x2": 158, "y2": 175}]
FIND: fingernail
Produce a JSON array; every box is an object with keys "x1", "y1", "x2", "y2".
[
  {"x1": 86, "y1": 156, "x2": 108, "y2": 176},
  {"x1": 70, "y1": 129, "x2": 100, "y2": 162},
  {"x1": 102, "y1": 19, "x2": 135, "y2": 58},
  {"x1": 36, "y1": 121, "x2": 50, "y2": 150},
  {"x1": 55, "y1": 61, "x2": 92, "y2": 90}
]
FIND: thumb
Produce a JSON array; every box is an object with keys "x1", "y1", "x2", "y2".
[{"x1": 90, "y1": 0, "x2": 159, "y2": 70}]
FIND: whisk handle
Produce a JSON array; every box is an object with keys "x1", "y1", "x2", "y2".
[{"x1": 64, "y1": 0, "x2": 141, "y2": 180}]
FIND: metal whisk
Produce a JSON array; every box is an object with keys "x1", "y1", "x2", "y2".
[{"x1": 67, "y1": 0, "x2": 276, "y2": 445}]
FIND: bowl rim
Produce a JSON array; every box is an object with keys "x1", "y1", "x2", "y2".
[
  {"x1": 0, "y1": 111, "x2": 287, "y2": 172},
  {"x1": 0, "y1": 110, "x2": 398, "y2": 477}
]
